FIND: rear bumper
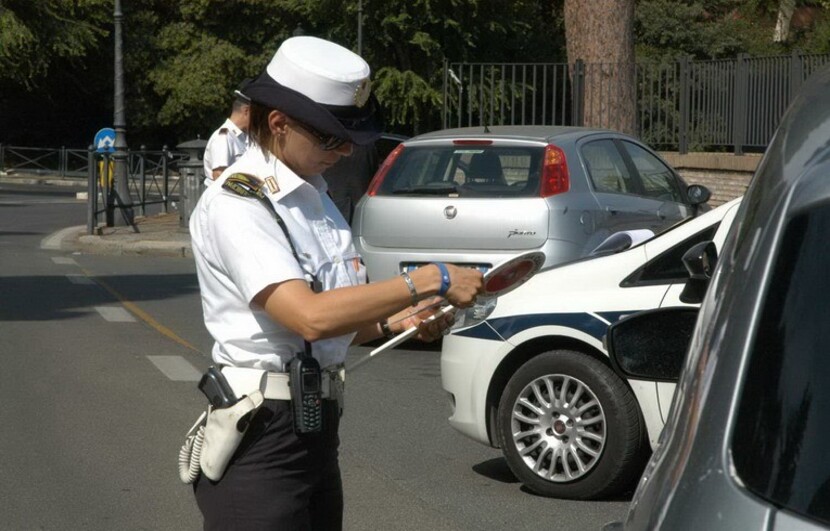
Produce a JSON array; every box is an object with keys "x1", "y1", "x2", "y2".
[{"x1": 355, "y1": 238, "x2": 581, "y2": 282}]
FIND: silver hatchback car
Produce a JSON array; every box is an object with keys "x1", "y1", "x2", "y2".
[{"x1": 352, "y1": 126, "x2": 710, "y2": 281}]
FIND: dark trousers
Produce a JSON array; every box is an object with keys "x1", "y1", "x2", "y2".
[{"x1": 194, "y1": 399, "x2": 342, "y2": 531}]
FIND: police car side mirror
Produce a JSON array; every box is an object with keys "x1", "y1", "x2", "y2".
[
  {"x1": 605, "y1": 307, "x2": 699, "y2": 382},
  {"x1": 590, "y1": 229, "x2": 655, "y2": 256},
  {"x1": 686, "y1": 184, "x2": 711, "y2": 206},
  {"x1": 679, "y1": 240, "x2": 718, "y2": 304}
]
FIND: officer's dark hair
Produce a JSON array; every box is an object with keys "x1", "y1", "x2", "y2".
[
  {"x1": 248, "y1": 102, "x2": 277, "y2": 155},
  {"x1": 232, "y1": 97, "x2": 250, "y2": 113}
]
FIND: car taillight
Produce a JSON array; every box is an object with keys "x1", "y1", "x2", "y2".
[
  {"x1": 366, "y1": 144, "x2": 405, "y2": 197},
  {"x1": 540, "y1": 144, "x2": 569, "y2": 197}
]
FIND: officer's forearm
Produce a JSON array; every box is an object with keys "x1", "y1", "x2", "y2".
[{"x1": 255, "y1": 269, "x2": 444, "y2": 342}]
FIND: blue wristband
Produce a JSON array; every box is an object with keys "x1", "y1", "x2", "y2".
[{"x1": 434, "y1": 262, "x2": 451, "y2": 297}]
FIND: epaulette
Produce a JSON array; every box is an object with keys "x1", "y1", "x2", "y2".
[
  {"x1": 221, "y1": 173, "x2": 304, "y2": 277},
  {"x1": 222, "y1": 173, "x2": 265, "y2": 200}
]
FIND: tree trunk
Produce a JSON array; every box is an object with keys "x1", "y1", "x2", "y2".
[
  {"x1": 773, "y1": 0, "x2": 796, "y2": 43},
  {"x1": 564, "y1": 0, "x2": 637, "y2": 136}
]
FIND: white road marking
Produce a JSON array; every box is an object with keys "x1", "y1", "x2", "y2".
[
  {"x1": 51, "y1": 256, "x2": 77, "y2": 265},
  {"x1": 147, "y1": 355, "x2": 202, "y2": 381},
  {"x1": 0, "y1": 200, "x2": 83, "y2": 206},
  {"x1": 66, "y1": 274, "x2": 95, "y2": 285},
  {"x1": 41, "y1": 225, "x2": 84, "y2": 250},
  {"x1": 95, "y1": 305, "x2": 136, "y2": 322}
]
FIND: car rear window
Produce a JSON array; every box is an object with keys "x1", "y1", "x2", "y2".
[
  {"x1": 731, "y1": 204, "x2": 830, "y2": 526},
  {"x1": 373, "y1": 146, "x2": 543, "y2": 198}
]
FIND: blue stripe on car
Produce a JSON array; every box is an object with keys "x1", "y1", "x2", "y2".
[
  {"x1": 596, "y1": 311, "x2": 633, "y2": 325},
  {"x1": 454, "y1": 312, "x2": 614, "y2": 341}
]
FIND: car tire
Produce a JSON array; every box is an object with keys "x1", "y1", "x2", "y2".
[{"x1": 496, "y1": 349, "x2": 646, "y2": 500}]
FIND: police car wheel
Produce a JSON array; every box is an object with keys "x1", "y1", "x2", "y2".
[{"x1": 496, "y1": 349, "x2": 647, "y2": 500}]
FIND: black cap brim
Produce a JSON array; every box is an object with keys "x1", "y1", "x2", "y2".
[{"x1": 245, "y1": 71, "x2": 383, "y2": 146}]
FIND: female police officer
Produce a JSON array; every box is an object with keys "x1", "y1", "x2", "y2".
[{"x1": 188, "y1": 36, "x2": 484, "y2": 530}]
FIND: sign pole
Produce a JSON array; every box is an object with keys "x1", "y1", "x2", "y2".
[{"x1": 112, "y1": 0, "x2": 135, "y2": 228}]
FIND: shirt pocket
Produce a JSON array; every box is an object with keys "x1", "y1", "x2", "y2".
[
  {"x1": 342, "y1": 252, "x2": 368, "y2": 286},
  {"x1": 298, "y1": 251, "x2": 329, "y2": 292}
]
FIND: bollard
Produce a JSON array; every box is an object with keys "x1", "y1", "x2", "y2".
[
  {"x1": 176, "y1": 139, "x2": 207, "y2": 228},
  {"x1": 162, "y1": 145, "x2": 169, "y2": 214}
]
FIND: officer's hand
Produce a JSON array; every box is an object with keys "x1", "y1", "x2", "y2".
[
  {"x1": 444, "y1": 264, "x2": 484, "y2": 309},
  {"x1": 391, "y1": 297, "x2": 456, "y2": 343}
]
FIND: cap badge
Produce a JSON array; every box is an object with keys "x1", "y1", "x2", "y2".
[{"x1": 354, "y1": 78, "x2": 371, "y2": 108}]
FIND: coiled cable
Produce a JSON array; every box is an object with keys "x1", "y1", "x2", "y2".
[{"x1": 178, "y1": 411, "x2": 207, "y2": 484}]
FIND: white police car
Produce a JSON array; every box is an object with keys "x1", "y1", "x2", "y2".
[{"x1": 441, "y1": 197, "x2": 742, "y2": 500}]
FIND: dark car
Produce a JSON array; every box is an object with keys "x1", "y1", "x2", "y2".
[
  {"x1": 323, "y1": 133, "x2": 407, "y2": 223},
  {"x1": 603, "y1": 65, "x2": 830, "y2": 529}
]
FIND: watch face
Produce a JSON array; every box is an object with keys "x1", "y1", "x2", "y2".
[{"x1": 482, "y1": 252, "x2": 545, "y2": 298}]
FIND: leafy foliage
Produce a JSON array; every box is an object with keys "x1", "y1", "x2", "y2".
[
  {"x1": 636, "y1": 0, "x2": 830, "y2": 60},
  {"x1": 0, "y1": 0, "x2": 827, "y2": 147},
  {"x1": 0, "y1": 0, "x2": 110, "y2": 88}
]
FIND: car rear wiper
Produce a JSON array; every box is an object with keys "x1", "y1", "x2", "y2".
[{"x1": 391, "y1": 185, "x2": 459, "y2": 195}]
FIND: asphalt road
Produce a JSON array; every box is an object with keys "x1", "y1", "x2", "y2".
[{"x1": 0, "y1": 182, "x2": 627, "y2": 530}]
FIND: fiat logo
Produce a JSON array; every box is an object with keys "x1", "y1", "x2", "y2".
[{"x1": 444, "y1": 206, "x2": 457, "y2": 219}]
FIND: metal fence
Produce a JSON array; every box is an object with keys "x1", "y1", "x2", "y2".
[
  {"x1": 85, "y1": 147, "x2": 193, "y2": 232},
  {"x1": 0, "y1": 145, "x2": 90, "y2": 177},
  {"x1": 443, "y1": 51, "x2": 830, "y2": 154},
  {"x1": 0, "y1": 143, "x2": 193, "y2": 232}
]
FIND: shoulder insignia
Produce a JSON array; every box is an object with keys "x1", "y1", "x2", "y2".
[
  {"x1": 222, "y1": 173, "x2": 265, "y2": 199},
  {"x1": 218, "y1": 128, "x2": 228, "y2": 134},
  {"x1": 264, "y1": 176, "x2": 280, "y2": 194}
]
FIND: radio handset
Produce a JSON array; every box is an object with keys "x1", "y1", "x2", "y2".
[{"x1": 289, "y1": 351, "x2": 323, "y2": 434}]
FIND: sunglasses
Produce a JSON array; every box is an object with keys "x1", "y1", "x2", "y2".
[{"x1": 291, "y1": 120, "x2": 348, "y2": 151}]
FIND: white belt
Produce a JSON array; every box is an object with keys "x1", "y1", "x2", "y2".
[{"x1": 220, "y1": 365, "x2": 344, "y2": 401}]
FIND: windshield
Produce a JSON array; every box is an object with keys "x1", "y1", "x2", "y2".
[{"x1": 374, "y1": 145, "x2": 544, "y2": 198}]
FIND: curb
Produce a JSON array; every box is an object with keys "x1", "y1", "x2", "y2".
[
  {"x1": 75, "y1": 234, "x2": 193, "y2": 258},
  {"x1": 42, "y1": 224, "x2": 193, "y2": 258},
  {"x1": 0, "y1": 176, "x2": 87, "y2": 188}
]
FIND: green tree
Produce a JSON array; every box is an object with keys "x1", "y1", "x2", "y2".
[
  {"x1": 0, "y1": 0, "x2": 115, "y2": 146},
  {"x1": 636, "y1": 0, "x2": 830, "y2": 60},
  {"x1": 353, "y1": 0, "x2": 558, "y2": 134},
  {"x1": 0, "y1": 0, "x2": 110, "y2": 88},
  {"x1": 635, "y1": 1, "x2": 752, "y2": 60},
  {"x1": 135, "y1": 0, "x2": 559, "y2": 138}
]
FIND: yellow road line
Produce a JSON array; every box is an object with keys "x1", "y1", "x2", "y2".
[{"x1": 82, "y1": 268, "x2": 202, "y2": 353}]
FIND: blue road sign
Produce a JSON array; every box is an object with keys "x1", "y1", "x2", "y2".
[{"x1": 94, "y1": 128, "x2": 116, "y2": 153}]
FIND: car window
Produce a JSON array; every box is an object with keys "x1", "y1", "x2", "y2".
[
  {"x1": 620, "y1": 141, "x2": 684, "y2": 202},
  {"x1": 621, "y1": 224, "x2": 718, "y2": 286},
  {"x1": 732, "y1": 205, "x2": 830, "y2": 526},
  {"x1": 582, "y1": 139, "x2": 634, "y2": 194},
  {"x1": 375, "y1": 146, "x2": 542, "y2": 198}
]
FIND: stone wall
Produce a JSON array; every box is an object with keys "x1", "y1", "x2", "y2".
[{"x1": 660, "y1": 152, "x2": 762, "y2": 206}]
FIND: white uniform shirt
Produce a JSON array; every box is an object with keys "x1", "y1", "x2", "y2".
[
  {"x1": 203, "y1": 118, "x2": 249, "y2": 185},
  {"x1": 190, "y1": 146, "x2": 367, "y2": 372}
]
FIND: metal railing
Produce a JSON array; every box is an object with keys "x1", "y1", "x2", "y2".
[
  {"x1": 443, "y1": 51, "x2": 830, "y2": 154},
  {"x1": 84, "y1": 146, "x2": 191, "y2": 233},
  {"x1": 0, "y1": 143, "x2": 195, "y2": 232},
  {"x1": 0, "y1": 145, "x2": 91, "y2": 177}
]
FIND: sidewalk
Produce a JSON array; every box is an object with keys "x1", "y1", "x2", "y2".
[
  {"x1": 1, "y1": 172, "x2": 193, "y2": 258},
  {"x1": 71, "y1": 212, "x2": 193, "y2": 258}
]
